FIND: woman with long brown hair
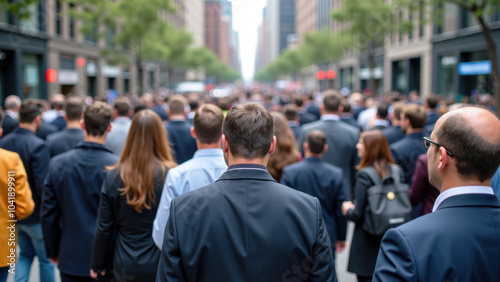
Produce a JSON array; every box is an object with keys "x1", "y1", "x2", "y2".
[
  {"x1": 267, "y1": 111, "x2": 300, "y2": 181},
  {"x1": 341, "y1": 130, "x2": 403, "y2": 282},
  {"x1": 91, "y1": 109, "x2": 176, "y2": 281}
]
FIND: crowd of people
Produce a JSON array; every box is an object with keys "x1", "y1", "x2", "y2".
[{"x1": 0, "y1": 87, "x2": 499, "y2": 282}]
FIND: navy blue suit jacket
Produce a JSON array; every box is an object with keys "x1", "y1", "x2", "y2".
[
  {"x1": 425, "y1": 111, "x2": 440, "y2": 126},
  {"x1": 281, "y1": 157, "x2": 347, "y2": 249},
  {"x1": 36, "y1": 122, "x2": 58, "y2": 140},
  {"x1": 1, "y1": 115, "x2": 18, "y2": 137},
  {"x1": 165, "y1": 120, "x2": 197, "y2": 164},
  {"x1": 41, "y1": 142, "x2": 119, "y2": 276},
  {"x1": 390, "y1": 132, "x2": 426, "y2": 185},
  {"x1": 374, "y1": 193, "x2": 500, "y2": 281},
  {"x1": 157, "y1": 166, "x2": 335, "y2": 282},
  {"x1": 46, "y1": 128, "x2": 85, "y2": 157},
  {"x1": 0, "y1": 128, "x2": 50, "y2": 224},
  {"x1": 49, "y1": 116, "x2": 67, "y2": 131},
  {"x1": 341, "y1": 116, "x2": 363, "y2": 131},
  {"x1": 382, "y1": 125, "x2": 405, "y2": 145}
]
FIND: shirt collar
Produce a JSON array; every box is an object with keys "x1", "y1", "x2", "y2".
[
  {"x1": 193, "y1": 148, "x2": 224, "y2": 158},
  {"x1": 432, "y1": 186, "x2": 494, "y2": 212},
  {"x1": 75, "y1": 141, "x2": 113, "y2": 153},
  {"x1": 227, "y1": 164, "x2": 268, "y2": 172},
  {"x1": 321, "y1": 114, "x2": 340, "y2": 121},
  {"x1": 5, "y1": 110, "x2": 17, "y2": 119},
  {"x1": 113, "y1": 117, "x2": 131, "y2": 123},
  {"x1": 373, "y1": 119, "x2": 390, "y2": 127},
  {"x1": 288, "y1": 121, "x2": 299, "y2": 127}
]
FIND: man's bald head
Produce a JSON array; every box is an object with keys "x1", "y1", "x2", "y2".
[{"x1": 433, "y1": 106, "x2": 500, "y2": 182}]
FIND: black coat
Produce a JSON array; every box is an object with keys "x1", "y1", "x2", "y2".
[
  {"x1": 92, "y1": 165, "x2": 168, "y2": 282},
  {"x1": 0, "y1": 128, "x2": 49, "y2": 224},
  {"x1": 1, "y1": 115, "x2": 18, "y2": 136},
  {"x1": 46, "y1": 128, "x2": 85, "y2": 157},
  {"x1": 165, "y1": 120, "x2": 197, "y2": 164},
  {"x1": 36, "y1": 122, "x2": 58, "y2": 140},
  {"x1": 156, "y1": 165, "x2": 335, "y2": 282}
]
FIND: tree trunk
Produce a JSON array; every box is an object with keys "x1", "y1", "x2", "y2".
[{"x1": 476, "y1": 15, "x2": 500, "y2": 116}]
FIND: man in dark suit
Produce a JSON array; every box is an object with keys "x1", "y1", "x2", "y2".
[
  {"x1": 424, "y1": 95, "x2": 440, "y2": 126},
  {"x1": 293, "y1": 95, "x2": 317, "y2": 125},
  {"x1": 299, "y1": 90, "x2": 360, "y2": 200},
  {"x1": 48, "y1": 94, "x2": 67, "y2": 131},
  {"x1": 0, "y1": 99, "x2": 55, "y2": 281},
  {"x1": 41, "y1": 102, "x2": 118, "y2": 282},
  {"x1": 369, "y1": 103, "x2": 390, "y2": 130},
  {"x1": 282, "y1": 104, "x2": 301, "y2": 143},
  {"x1": 46, "y1": 96, "x2": 85, "y2": 157},
  {"x1": 1, "y1": 95, "x2": 21, "y2": 137},
  {"x1": 390, "y1": 104, "x2": 427, "y2": 185},
  {"x1": 281, "y1": 130, "x2": 346, "y2": 280},
  {"x1": 156, "y1": 103, "x2": 335, "y2": 282},
  {"x1": 340, "y1": 102, "x2": 363, "y2": 131},
  {"x1": 165, "y1": 95, "x2": 197, "y2": 164},
  {"x1": 36, "y1": 122, "x2": 58, "y2": 140},
  {"x1": 374, "y1": 106, "x2": 500, "y2": 281},
  {"x1": 382, "y1": 102, "x2": 405, "y2": 144}
]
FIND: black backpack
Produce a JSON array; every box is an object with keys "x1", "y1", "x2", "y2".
[{"x1": 361, "y1": 165, "x2": 412, "y2": 236}]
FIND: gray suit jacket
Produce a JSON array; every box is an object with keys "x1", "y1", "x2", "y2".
[
  {"x1": 299, "y1": 118, "x2": 360, "y2": 200},
  {"x1": 105, "y1": 117, "x2": 132, "y2": 156}
]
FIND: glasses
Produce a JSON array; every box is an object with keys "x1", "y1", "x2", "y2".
[{"x1": 423, "y1": 137, "x2": 454, "y2": 157}]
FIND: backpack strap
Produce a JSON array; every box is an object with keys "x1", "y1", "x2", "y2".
[
  {"x1": 389, "y1": 165, "x2": 401, "y2": 183},
  {"x1": 362, "y1": 166, "x2": 381, "y2": 185}
]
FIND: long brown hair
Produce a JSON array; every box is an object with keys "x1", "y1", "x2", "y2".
[
  {"x1": 268, "y1": 111, "x2": 300, "y2": 181},
  {"x1": 356, "y1": 130, "x2": 394, "y2": 178},
  {"x1": 108, "y1": 109, "x2": 177, "y2": 212}
]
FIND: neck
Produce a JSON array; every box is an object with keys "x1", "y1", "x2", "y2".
[
  {"x1": 323, "y1": 111, "x2": 340, "y2": 116},
  {"x1": 66, "y1": 121, "x2": 81, "y2": 129},
  {"x1": 227, "y1": 155, "x2": 269, "y2": 167},
  {"x1": 439, "y1": 178, "x2": 492, "y2": 194},
  {"x1": 305, "y1": 152, "x2": 322, "y2": 158},
  {"x1": 405, "y1": 128, "x2": 422, "y2": 135},
  {"x1": 197, "y1": 141, "x2": 222, "y2": 150},
  {"x1": 169, "y1": 115, "x2": 185, "y2": 121},
  {"x1": 85, "y1": 134, "x2": 106, "y2": 144},
  {"x1": 18, "y1": 123, "x2": 37, "y2": 133},
  {"x1": 392, "y1": 120, "x2": 401, "y2": 126}
]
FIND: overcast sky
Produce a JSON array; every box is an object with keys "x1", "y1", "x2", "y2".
[{"x1": 231, "y1": 0, "x2": 267, "y2": 82}]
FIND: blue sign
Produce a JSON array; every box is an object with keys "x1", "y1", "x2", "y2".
[{"x1": 458, "y1": 60, "x2": 492, "y2": 75}]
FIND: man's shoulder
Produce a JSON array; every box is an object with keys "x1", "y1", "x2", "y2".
[
  {"x1": 46, "y1": 130, "x2": 66, "y2": 142},
  {"x1": 0, "y1": 148, "x2": 21, "y2": 162}
]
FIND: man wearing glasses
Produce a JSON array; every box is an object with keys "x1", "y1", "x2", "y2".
[{"x1": 373, "y1": 106, "x2": 500, "y2": 281}]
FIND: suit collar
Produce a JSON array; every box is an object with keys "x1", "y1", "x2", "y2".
[
  {"x1": 14, "y1": 127, "x2": 35, "y2": 135},
  {"x1": 218, "y1": 166, "x2": 276, "y2": 182},
  {"x1": 75, "y1": 141, "x2": 113, "y2": 153},
  {"x1": 436, "y1": 193, "x2": 500, "y2": 211}
]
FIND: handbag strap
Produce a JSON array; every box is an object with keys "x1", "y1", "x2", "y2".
[{"x1": 363, "y1": 165, "x2": 401, "y2": 185}]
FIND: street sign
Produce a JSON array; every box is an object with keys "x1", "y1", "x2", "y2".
[{"x1": 458, "y1": 60, "x2": 492, "y2": 76}]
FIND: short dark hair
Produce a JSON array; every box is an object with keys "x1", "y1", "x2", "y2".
[
  {"x1": 342, "y1": 102, "x2": 351, "y2": 113},
  {"x1": 169, "y1": 95, "x2": 186, "y2": 115},
  {"x1": 188, "y1": 99, "x2": 199, "y2": 111},
  {"x1": 222, "y1": 103, "x2": 274, "y2": 159},
  {"x1": 64, "y1": 96, "x2": 84, "y2": 121},
  {"x1": 426, "y1": 96, "x2": 438, "y2": 109},
  {"x1": 436, "y1": 108, "x2": 500, "y2": 182},
  {"x1": 0, "y1": 107, "x2": 4, "y2": 125},
  {"x1": 134, "y1": 104, "x2": 148, "y2": 115},
  {"x1": 294, "y1": 96, "x2": 304, "y2": 107},
  {"x1": 402, "y1": 104, "x2": 426, "y2": 129},
  {"x1": 113, "y1": 97, "x2": 131, "y2": 117},
  {"x1": 392, "y1": 102, "x2": 404, "y2": 121},
  {"x1": 307, "y1": 130, "x2": 326, "y2": 154},
  {"x1": 19, "y1": 99, "x2": 43, "y2": 123},
  {"x1": 377, "y1": 103, "x2": 389, "y2": 119},
  {"x1": 282, "y1": 104, "x2": 298, "y2": 121},
  {"x1": 194, "y1": 104, "x2": 224, "y2": 144},
  {"x1": 83, "y1": 102, "x2": 113, "y2": 136},
  {"x1": 322, "y1": 90, "x2": 343, "y2": 112}
]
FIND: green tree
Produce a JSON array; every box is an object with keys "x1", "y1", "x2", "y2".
[
  {"x1": 67, "y1": 0, "x2": 177, "y2": 95},
  {"x1": 332, "y1": 0, "x2": 413, "y2": 94},
  {"x1": 433, "y1": 0, "x2": 500, "y2": 114}
]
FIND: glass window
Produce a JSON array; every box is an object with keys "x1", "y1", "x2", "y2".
[
  {"x1": 60, "y1": 57, "x2": 75, "y2": 70},
  {"x1": 443, "y1": 3, "x2": 458, "y2": 33},
  {"x1": 69, "y1": 3, "x2": 75, "y2": 39},
  {"x1": 438, "y1": 55, "x2": 456, "y2": 97},
  {"x1": 21, "y1": 54, "x2": 40, "y2": 99},
  {"x1": 19, "y1": 4, "x2": 40, "y2": 31},
  {"x1": 56, "y1": 1, "x2": 61, "y2": 35},
  {"x1": 0, "y1": 4, "x2": 8, "y2": 23}
]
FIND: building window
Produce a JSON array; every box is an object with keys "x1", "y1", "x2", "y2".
[
  {"x1": 106, "y1": 26, "x2": 115, "y2": 48},
  {"x1": 19, "y1": 3, "x2": 40, "y2": 31},
  {"x1": 21, "y1": 53, "x2": 40, "y2": 99},
  {"x1": 442, "y1": 3, "x2": 458, "y2": 33},
  {"x1": 56, "y1": 1, "x2": 61, "y2": 35},
  {"x1": 438, "y1": 55, "x2": 457, "y2": 97},
  {"x1": 69, "y1": 3, "x2": 75, "y2": 39},
  {"x1": 60, "y1": 57, "x2": 75, "y2": 70}
]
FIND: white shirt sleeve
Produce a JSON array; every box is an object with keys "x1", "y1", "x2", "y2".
[{"x1": 152, "y1": 170, "x2": 178, "y2": 250}]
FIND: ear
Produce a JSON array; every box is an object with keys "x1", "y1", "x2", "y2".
[
  {"x1": 80, "y1": 119, "x2": 86, "y2": 130},
  {"x1": 0, "y1": 128, "x2": 3, "y2": 138},
  {"x1": 303, "y1": 142, "x2": 309, "y2": 153},
  {"x1": 338, "y1": 105, "x2": 344, "y2": 113},
  {"x1": 106, "y1": 123, "x2": 113, "y2": 133},
  {"x1": 222, "y1": 134, "x2": 229, "y2": 153},
  {"x1": 320, "y1": 105, "x2": 325, "y2": 115},
  {"x1": 190, "y1": 127, "x2": 196, "y2": 139},
  {"x1": 268, "y1": 136, "x2": 277, "y2": 155},
  {"x1": 322, "y1": 144, "x2": 329, "y2": 153},
  {"x1": 63, "y1": 114, "x2": 69, "y2": 122},
  {"x1": 437, "y1": 146, "x2": 450, "y2": 170}
]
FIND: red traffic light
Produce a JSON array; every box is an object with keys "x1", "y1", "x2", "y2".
[
  {"x1": 327, "y1": 70, "x2": 336, "y2": 79},
  {"x1": 76, "y1": 57, "x2": 85, "y2": 67},
  {"x1": 46, "y1": 69, "x2": 57, "y2": 83},
  {"x1": 316, "y1": 70, "x2": 326, "y2": 80}
]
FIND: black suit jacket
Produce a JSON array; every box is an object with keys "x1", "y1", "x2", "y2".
[
  {"x1": 0, "y1": 128, "x2": 49, "y2": 224},
  {"x1": 157, "y1": 166, "x2": 335, "y2": 282},
  {"x1": 41, "y1": 142, "x2": 119, "y2": 276},
  {"x1": 49, "y1": 115, "x2": 66, "y2": 131},
  {"x1": 165, "y1": 120, "x2": 197, "y2": 164},
  {"x1": 281, "y1": 158, "x2": 347, "y2": 249},
  {"x1": 374, "y1": 193, "x2": 500, "y2": 281},
  {"x1": 390, "y1": 132, "x2": 426, "y2": 185},
  {"x1": 36, "y1": 122, "x2": 58, "y2": 140},
  {"x1": 46, "y1": 128, "x2": 85, "y2": 157},
  {"x1": 382, "y1": 125, "x2": 405, "y2": 145},
  {"x1": 1, "y1": 115, "x2": 18, "y2": 136}
]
